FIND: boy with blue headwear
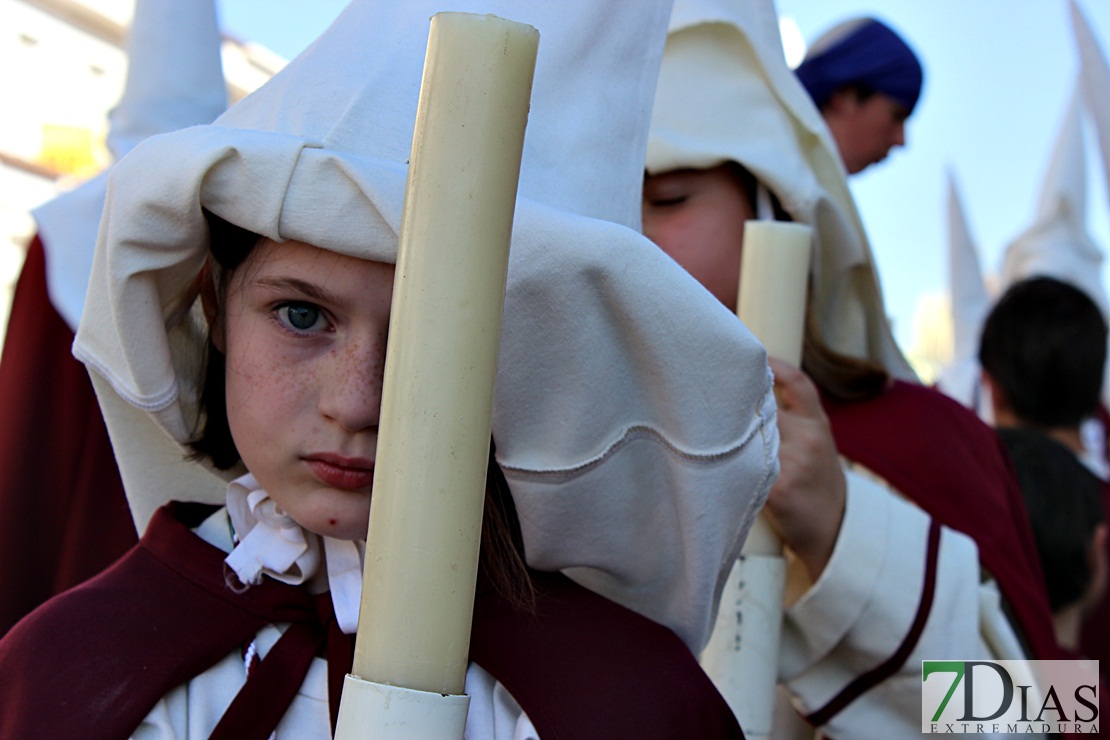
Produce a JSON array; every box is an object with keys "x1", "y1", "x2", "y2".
[{"x1": 794, "y1": 17, "x2": 923, "y2": 175}]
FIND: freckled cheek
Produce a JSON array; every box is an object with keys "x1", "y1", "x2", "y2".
[
  {"x1": 327, "y1": 337, "x2": 387, "y2": 409},
  {"x1": 225, "y1": 346, "x2": 320, "y2": 428},
  {"x1": 354, "y1": 343, "x2": 386, "y2": 404}
]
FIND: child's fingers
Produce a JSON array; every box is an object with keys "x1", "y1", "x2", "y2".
[{"x1": 767, "y1": 357, "x2": 821, "y2": 417}]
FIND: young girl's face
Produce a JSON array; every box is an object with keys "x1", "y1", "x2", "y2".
[
  {"x1": 641, "y1": 164, "x2": 754, "y2": 310},
  {"x1": 220, "y1": 238, "x2": 394, "y2": 540}
]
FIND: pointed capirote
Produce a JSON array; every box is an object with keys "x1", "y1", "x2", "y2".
[
  {"x1": 935, "y1": 169, "x2": 991, "y2": 413},
  {"x1": 1071, "y1": 0, "x2": 1110, "y2": 220},
  {"x1": 946, "y1": 170, "x2": 991, "y2": 364},
  {"x1": 999, "y1": 83, "x2": 1106, "y2": 315}
]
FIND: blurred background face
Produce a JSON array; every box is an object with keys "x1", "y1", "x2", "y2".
[
  {"x1": 641, "y1": 164, "x2": 755, "y2": 309},
  {"x1": 823, "y1": 90, "x2": 908, "y2": 174}
]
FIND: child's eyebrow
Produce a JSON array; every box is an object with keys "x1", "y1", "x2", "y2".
[{"x1": 253, "y1": 276, "x2": 341, "y2": 304}]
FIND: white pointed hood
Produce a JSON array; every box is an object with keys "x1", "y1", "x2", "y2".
[
  {"x1": 945, "y1": 171, "x2": 991, "y2": 363},
  {"x1": 935, "y1": 170, "x2": 991, "y2": 412},
  {"x1": 73, "y1": 0, "x2": 778, "y2": 653},
  {"x1": 1073, "y1": 0, "x2": 1110, "y2": 226},
  {"x1": 1000, "y1": 84, "x2": 1107, "y2": 315}
]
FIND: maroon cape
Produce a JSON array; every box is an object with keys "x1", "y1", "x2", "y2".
[
  {"x1": 0, "y1": 502, "x2": 743, "y2": 739},
  {"x1": 1079, "y1": 478, "x2": 1110, "y2": 681},
  {"x1": 0, "y1": 237, "x2": 136, "y2": 636},
  {"x1": 823, "y1": 381, "x2": 1061, "y2": 663},
  {"x1": 1079, "y1": 409, "x2": 1110, "y2": 678}
]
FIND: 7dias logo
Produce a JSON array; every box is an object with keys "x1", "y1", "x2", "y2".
[{"x1": 922, "y1": 660, "x2": 1099, "y2": 734}]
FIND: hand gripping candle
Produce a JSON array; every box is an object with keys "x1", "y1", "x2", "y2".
[
  {"x1": 701, "y1": 220, "x2": 812, "y2": 740},
  {"x1": 335, "y1": 12, "x2": 538, "y2": 739}
]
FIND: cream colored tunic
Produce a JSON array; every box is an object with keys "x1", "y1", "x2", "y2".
[{"x1": 772, "y1": 467, "x2": 1033, "y2": 739}]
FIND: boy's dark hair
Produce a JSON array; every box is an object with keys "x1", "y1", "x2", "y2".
[
  {"x1": 824, "y1": 83, "x2": 878, "y2": 110},
  {"x1": 998, "y1": 427, "x2": 1104, "y2": 611},
  {"x1": 979, "y1": 277, "x2": 1107, "y2": 428}
]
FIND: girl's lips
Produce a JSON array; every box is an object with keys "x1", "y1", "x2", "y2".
[{"x1": 304, "y1": 455, "x2": 374, "y2": 491}]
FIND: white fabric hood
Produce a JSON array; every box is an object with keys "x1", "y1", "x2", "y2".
[
  {"x1": 646, "y1": 0, "x2": 915, "y2": 380},
  {"x1": 74, "y1": 0, "x2": 778, "y2": 653}
]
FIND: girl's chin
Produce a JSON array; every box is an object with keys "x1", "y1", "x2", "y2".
[
  {"x1": 297, "y1": 501, "x2": 370, "y2": 541},
  {"x1": 307, "y1": 516, "x2": 369, "y2": 542}
]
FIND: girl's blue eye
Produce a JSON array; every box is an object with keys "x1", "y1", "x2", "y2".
[{"x1": 278, "y1": 302, "x2": 326, "y2": 332}]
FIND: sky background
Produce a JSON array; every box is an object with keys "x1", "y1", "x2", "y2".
[{"x1": 217, "y1": 0, "x2": 1110, "y2": 366}]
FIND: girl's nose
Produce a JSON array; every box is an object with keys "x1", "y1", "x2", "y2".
[{"x1": 318, "y1": 335, "x2": 385, "y2": 433}]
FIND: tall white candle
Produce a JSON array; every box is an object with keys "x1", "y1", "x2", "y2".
[
  {"x1": 701, "y1": 219, "x2": 812, "y2": 738},
  {"x1": 352, "y1": 12, "x2": 538, "y2": 696},
  {"x1": 735, "y1": 218, "x2": 812, "y2": 557},
  {"x1": 736, "y1": 220, "x2": 812, "y2": 367}
]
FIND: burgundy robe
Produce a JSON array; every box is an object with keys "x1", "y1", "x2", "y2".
[
  {"x1": 1079, "y1": 408, "x2": 1110, "y2": 678},
  {"x1": 0, "y1": 502, "x2": 743, "y2": 739},
  {"x1": 823, "y1": 381, "x2": 1061, "y2": 663},
  {"x1": 0, "y1": 237, "x2": 136, "y2": 636},
  {"x1": 1079, "y1": 478, "x2": 1110, "y2": 681}
]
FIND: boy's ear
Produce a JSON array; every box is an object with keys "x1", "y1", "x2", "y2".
[
  {"x1": 1092, "y1": 523, "x2": 1108, "y2": 563},
  {"x1": 1083, "y1": 523, "x2": 1109, "y2": 614},
  {"x1": 981, "y1": 370, "x2": 1012, "y2": 419},
  {"x1": 824, "y1": 87, "x2": 858, "y2": 116},
  {"x1": 200, "y1": 262, "x2": 225, "y2": 353}
]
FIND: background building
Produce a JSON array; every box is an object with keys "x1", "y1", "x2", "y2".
[{"x1": 0, "y1": 0, "x2": 283, "y2": 349}]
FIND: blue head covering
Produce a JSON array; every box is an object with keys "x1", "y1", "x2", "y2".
[{"x1": 794, "y1": 17, "x2": 923, "y2": 115}]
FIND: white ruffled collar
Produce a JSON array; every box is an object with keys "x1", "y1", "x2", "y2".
[{"x1": 224, "y1": 473, "x2": 365, "y2": 633}]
